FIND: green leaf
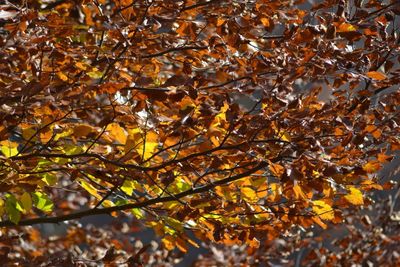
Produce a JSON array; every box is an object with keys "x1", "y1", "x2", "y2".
[
  {"x1": 163, "y1": 216, "x2": 184, "y2": 232},
  {"x1": 32, "y1": 192, "x2": 54, "y2": 212},
  {"x1": 5, "y1": 194, "x2": 21, "y2": 224},
  {"x1": 131, "y1": 208, "x2": 144, "y2": 219},
  {"x1": 64, "y1": 144, "x2": 83, "y2": 155},
  {"x1": 87, "y1": 69, "x2": 104, "y2": 79},
  {"x1": 0, "y1": 140, "x2": 19, "y2": 158},
  {"x1": 42, "y1": 173, "x2": 58, "y2": 186},
  {"x1": 174, "y1": 178, "x2": 191, "y2": 193}
]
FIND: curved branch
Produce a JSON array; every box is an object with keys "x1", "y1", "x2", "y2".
[
  {"x1": 11, "y1": 139, "x2": 285, "y2": 171},
  {"x1": 0, "y1": 161, "x2": 268, "y2": 227}
]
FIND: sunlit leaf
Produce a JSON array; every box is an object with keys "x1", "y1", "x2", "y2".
[
  {"x1": 362, "y1": 160, "x2": 381, "y2": 173},
  {"x1": 162, "y1": 235, "x2": 175, "y2": 250},
  {"x1": 57, "y1": 72, "x2": 69, "y2": 81},
  {"x1": 42, "y1": 173, "x2": 58, "y2": 186},
  {"x1": 121, "y1": 179, "x2": 140, "y2": 196},
  {"x1": 337, "y1": 23, "x2": 357, "y2": 32},
  {"x1": 32, "y1": 192, "x2": 54, "y2": 212},
  {"x1": 77, "y1": 179, "x2": 101, "y2": 199},
  {"x1": 344, "y1": 187, "x2": 364, "y2": 205},
  {"x1": 0, "y1": 140, "x2": 19, "y2": 157},
  {"x1": 269, "y1": 162, "x2": 285, "y2": 178},
  {"x1": 107, "y1": 123, "x2": 127, "y2": 144},
  {"x1": 366, "y1": 71, "x2": 386, "y2": 81},
  {"x1": 241, "y1": 187, "x2": 258, "y2": 202},
  {"x1": 313, "y1": 200, "x2": 334, "y2": 220}
]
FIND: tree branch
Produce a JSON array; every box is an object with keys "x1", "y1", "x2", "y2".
[{"x1": 0, "y1": 161, "x2": 268, "y2": 227}]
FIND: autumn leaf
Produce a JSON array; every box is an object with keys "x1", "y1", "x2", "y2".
[
  {"x1": 78, "y1": 179, "x2": 102, "y2": 199},
  {"x1": 269, "y1": 162, "x2": 285, "y2": 178},
  {"x1": 73, "y1": 124, "x2": 95, "y2": 137},
  {"x1": 0, "y1": 0, "x2": 398, "y2": 263},
  {"x1": 57, "y1": 72, "x2": 69, "y2": 81},
  {"x1": 313, "y1": 200, "x2": 334, "y2": 220},
  {"x1": 0, "y1": 140, "x2": 19, "y2": 158},
  {"x1": 241, "y1": 187, "x2": 258, "y2": 202},
  {"x1": 260, "y1": 17, "x2": 270, "y2": 27},
  {"x1": 19, "y1": 192, "x2": 32, "y2": 213},
  {"x1": 107, "y1": 123, "x2": 127, "y2": 144},
  {"x1": 162, "y1": 235, "x2": 176, "y2": 251},
  {"x1": 362, "y1": 160, "x2": 381, "y2": 173},
  {"x1": 344, "y1": 187, "x2": 364, "y2": 205},
  {"x1": 366, "y1": 71, "x2": 387, "y2": 81},
  {"x1": 337, "y1": 23, "x2": 357, "y2": 32}
]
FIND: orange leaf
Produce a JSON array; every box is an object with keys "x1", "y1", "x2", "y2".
[
  {"x1": 269, "y1": 162, "x2": 285, "y2": 178},
  {"x1": 377, "y1": 153, "x2": 392, "y2": 163},
  {"x1": 312, "y1": 216, "x2": 327, "y2": 229},
  {"x1": 337, "y1": 23, "x2": 357, "y2": 32},
  {"x1": 73, "y1": 124, "x2": 95, "y2": 137},
  {"x1": 57, "y1": 72, "x2": 68, "y2": 81},
  {"x1": 260, "y1": 18, "x2": 270, "y2": 27},
  {"x1": 362, "y1": 160, "x2": 381, "y2": 173},
  {"x1": 162, "y1": 235, "x2": 175, "y2": 250},
  {"x1": 107, "y1": 123, "x2": 127, "y2": 144},
  {"x1": 366, "y1": 71, "x2": 386, "y2": 80}
]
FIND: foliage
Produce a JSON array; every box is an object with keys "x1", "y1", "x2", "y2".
[{"x1": 0, "y1": 0, "x2": 399, "y2": 265}]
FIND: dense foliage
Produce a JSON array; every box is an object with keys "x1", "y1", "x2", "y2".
[{"x1": 0, "y1": 0, "x2": 399, "y2": 265}]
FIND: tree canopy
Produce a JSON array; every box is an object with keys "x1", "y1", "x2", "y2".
[{"x1": 0, "y1": 0, "x2": 399, "y2": 265}]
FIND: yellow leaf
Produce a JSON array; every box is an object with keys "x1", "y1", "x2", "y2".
[
  {"x1": 126, "y1": 129, "x2": 158, "y2": 160},
  {"x1": 267, "y1": 183, "x2": 281, "y2": 202},
  {"x1": 162, "y1": 235, "x2": 175, "y2": 250},
  {"x1": 141, "y1": 131, "x2": 159, "y2": 160},
  {"x1": 241, "y1": 187, "x2": 257, "y2": 202},
  {"x1": 362, "y1": 160, "x2": 381, "y2": 173},
  {"x1": 57, "y1": 72, "x2": 68, "y2": 81},
  {"x1": 293, "y1": 184, "x2": 308, "y2": 200},
  {"x1": 0, "y1": 140, "x2": 19, "y2": 157},
  {"x1": 312, "y1": 200, "x2": 334, "y2": 220},
  {"x1": 164, "y1": 216, "x2": 184, "y2": 232},
  {"x1": 0, "y1": 199, "x2": 4, "y2": 217},
  {"x1": 277, "y1": 130, "x2": 291, "y2": 142},
  {"x1": 121, "y1": 180, "x2": 139, "y2": 196},
  {"x1": 20, "y1": 192, "x2": 32, "y2": 213},
  {"x1": 337, "y1": 22, "x2": 357, "y2": 32},
  {"x1": 78, "y1": 179, "x2": 101, "y2": 199},
  {"x1": 366, "y1": 71, "x2": 386, "y2": 81},
  {"x1": 131, "y1": 208, "x2": 144, "y2": 219},
  {"x1": 344, "y1": 187, "x2": 364, "y2": 205},
  {"x1": 125, "y1": 128, "x2": 142, "y2": 154},
  {"x1": 107, "y1": 123, "x2": 127, "y2": 144}
]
